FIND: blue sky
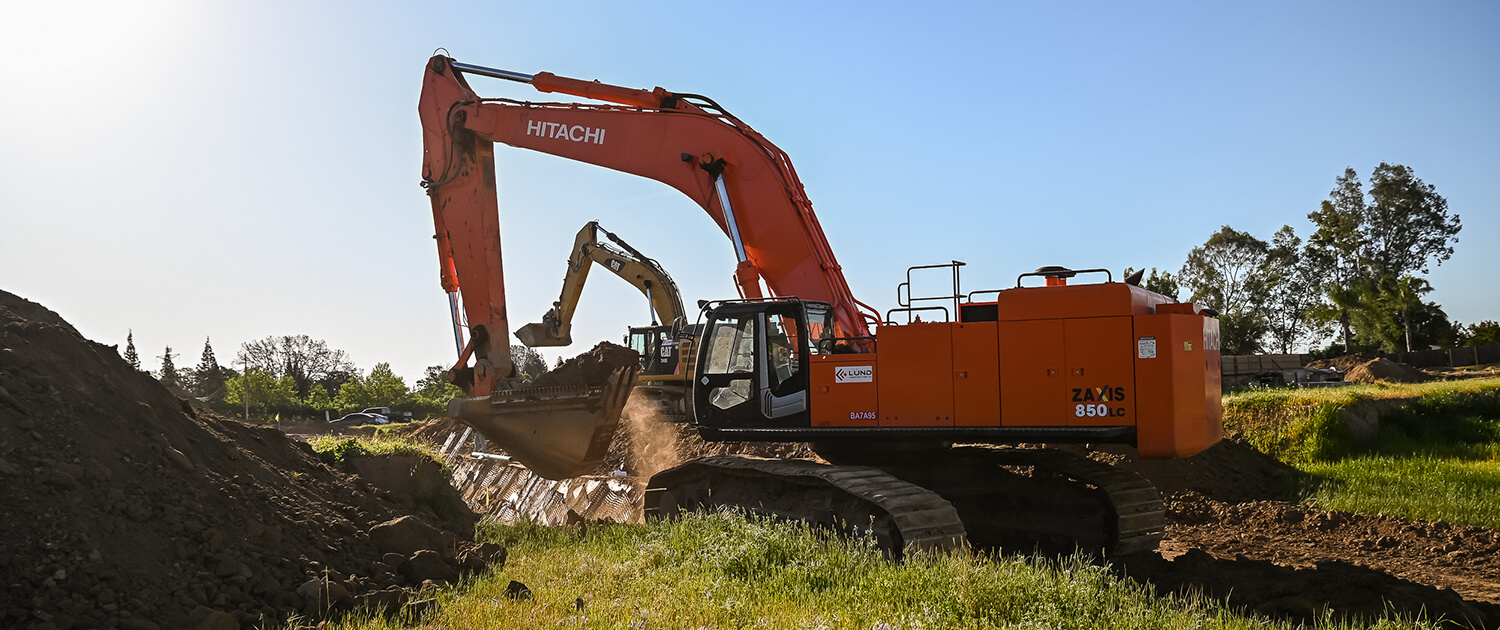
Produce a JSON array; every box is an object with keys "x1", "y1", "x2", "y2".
[{"x1": 2, "y1": 1, "x2": 1496, "y2": 382}]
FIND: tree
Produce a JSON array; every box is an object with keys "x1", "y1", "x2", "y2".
[
  {"x1": 237, "y1": 335, "x2": 355, "y2": 399},
  {"x1": 123, "y1": 330, "x2": 141, "y2": 371},
  {"x1": 191, "y1": 337, "x2": 227, "y2": 397},
  {"x1": 1353, "y1": 294, "x2": 1455, "y2": 353},
  {"x1": 1306, "y1": 169, "x2": 1367, "y2": 351},
  {"x1": 364, "y1": 363, "x2": 410, "y2": 405},
  {"x1": 1364, "y1": 163, "x2": 1461, "y2": 280},
  {"x1": 1261, "y1": 226, "x2": 1329, "y2": 354},
  {"x1": 1179, "y1": 226, "x2": 1270, "y2": 354},
  {"x1": 1375, "y1": 275, "x2": 1432, "y2": 352},
  {"x1": 225, "y1": 368, "x2": 301, "y2": 416},
  {"x1": 1306, "y1": 164, "x2": 1461, "y2": 353},
  {"x1": 511, "y1": 345, "x2": 550, "y2": 380},
  {"x1": 304, "y1": 382, "x2": 337, "y2": 413},
  {"x1": 415, "y1": 365, "x2": 461, "y2": 402},
  {"x1": 157, "y1": 346, "x2": 181, "y2": 387},
  {"x1": 1465, "y1": 321, "x2": 1500, "y2": 346},
  {"x1": 333, "y1": 363, "x2": 410, "y2": 412}
]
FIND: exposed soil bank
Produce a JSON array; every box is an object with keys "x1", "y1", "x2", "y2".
[{"x1": 0, "y1": 290, "x2": 499, "y2": 629}]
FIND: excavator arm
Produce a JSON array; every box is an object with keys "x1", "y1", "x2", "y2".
[
  {"x1": 421, "y1": 56, "x2": 877, "y2": 400},
  {"x1": 515, "y1": 221, "x2": 686, "y2": 348}
]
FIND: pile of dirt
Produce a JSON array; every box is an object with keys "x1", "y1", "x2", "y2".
[
  {"x1": 0, "y1": 290, "x2": 501, "y2": 629},
  {"x1": 528, "y1": 342, "x2": 640, "y2": 388},
  {"x1": 1140, "y1": 493, "x2": 1500, "y2": 625},
  {"x1": 1305, "y1": 354, "x2": 1369, "y2": 372},
  {"x1": 1345, "y1": 357, "x2": 1431, "y2": 384},
  {"x1": 1063, "y1": 437, "x2": 1301, "y2": 503}
]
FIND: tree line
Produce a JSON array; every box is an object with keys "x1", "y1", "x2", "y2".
[
  {"x1": 121, "y1": 331, "x2": 553, "y2": 420},
  {"x1": 1137, "y1": 162, "x2": 1493, "y2": 356}
]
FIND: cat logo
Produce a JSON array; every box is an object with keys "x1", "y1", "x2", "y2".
[{"x1": 605, "y1": 258, "x2": 624, "y2": 273}]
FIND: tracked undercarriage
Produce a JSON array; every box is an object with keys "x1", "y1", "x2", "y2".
[{"x1": 643, "y1": 446, "x2": 1164, "y2": 557}]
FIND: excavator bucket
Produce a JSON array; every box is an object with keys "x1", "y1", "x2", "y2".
[{"x1": 447, "y1": 365, "x2": 639, "y2": 480}]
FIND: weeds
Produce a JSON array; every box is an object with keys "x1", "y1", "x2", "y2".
[{"x1": 307, "y1": 435, "x2": 438, "y2": 470}]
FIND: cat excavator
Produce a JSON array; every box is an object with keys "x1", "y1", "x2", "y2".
[
  {"x1": 420, "y1": 55, "x2": 1223, "y2": 555},
  {"x1": 515, "y1": 221, "x2": 695, "y2": 421}
]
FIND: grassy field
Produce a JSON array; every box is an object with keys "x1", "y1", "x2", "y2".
[
  {"x1": 317, "y1": 511, "x2": 1437, "y2": 630},
  {"x1": 1224, "y1": 377, "x2": 1500, "y2": 528},
  {"x1": 1301, "y1": 455, "x2": 1500, "y2": 528}
]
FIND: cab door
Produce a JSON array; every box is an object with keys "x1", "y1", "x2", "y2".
[
  {"x1": 693, "y1": 302, "x2": 811, "y2": 428},
  {"x1": 760, "y1": 311, "x2": 807, "y2": 419},
  {"x1": 694, "y1": 308, "x2": 761, "y2": 427}
]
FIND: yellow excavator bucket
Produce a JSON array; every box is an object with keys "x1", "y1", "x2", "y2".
[{"x1": 447, "y1": 366, "x2": 639, "y2": 480}]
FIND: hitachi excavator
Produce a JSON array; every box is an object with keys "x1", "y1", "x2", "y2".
[
  {"x1": 515, "y1": 221, "x2": 696, "y2": 421},
  {"x1": 419, "y1": 55, "x2": 1223, "y2": 556}
]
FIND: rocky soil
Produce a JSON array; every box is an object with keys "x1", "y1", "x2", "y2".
[{"x1": 0, "y1": 290, "x2": 502, "y2": 629}]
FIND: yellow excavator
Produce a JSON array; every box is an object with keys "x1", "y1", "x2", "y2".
[{"x1": 515, "y1": 221, "x2": 696, "y2": 421}]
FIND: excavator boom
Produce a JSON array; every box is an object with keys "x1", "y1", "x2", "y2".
[{"x1": 421, "y1": 57, "x2": 876, "y2": 356}]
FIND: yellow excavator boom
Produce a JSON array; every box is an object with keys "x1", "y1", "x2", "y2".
[{"x1": 516, "y1": 221, "x2": 686, "y2": 347}]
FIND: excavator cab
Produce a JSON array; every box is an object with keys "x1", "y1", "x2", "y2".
[
  {"x1": 626, "y1": 325, "x2": 677, "y2": 377},
  {"x1": 694, "y1": 299, "x2": 834, "y2": 429}
]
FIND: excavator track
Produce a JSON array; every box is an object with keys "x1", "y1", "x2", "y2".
[
  {"x1": 652, "y1": 447, "x2": 1164, "y2": 558},
  {"x1": 644, "y1": 456, "x2": 967, "y2": 556},
  {"x1": 984, "y1": 447, "x2": 1165, "y2": 556},
  {"x1": 868, "y1": 445, "x2": 1165, "y2": 557}
]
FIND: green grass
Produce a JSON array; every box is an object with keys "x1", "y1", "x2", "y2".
[
  {"x1": 1224, "y1": 378, "x2": 1500, "y2": 463},
  {"x1": 314, "y1": 511, "x2": 1438, "y2": 630},
  {"x1": 307, "y1": 435, "x2": 439, "y2": 470},
  {"x1": 1301, "y1": 454, "x2": 1500, "y2": 528},
  {"x1": 1223, "y1": 377, "x2": 1500, "y2": 529}
]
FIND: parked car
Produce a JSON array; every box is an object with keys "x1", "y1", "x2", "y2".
[
  {"x1": 359, "y1": 407, "x2": 414, "y2": 422},
  {"x1": 329, "y1": 412, "x2": 389, "y2": 427}
]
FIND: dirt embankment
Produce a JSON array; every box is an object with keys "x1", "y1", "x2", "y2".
[
  {"x1": 1070, "y1": 440, "x2": 1500, "y2": 627},
  {"x1": 0, "y1": 290, "x2": 501, "y2": 629}
]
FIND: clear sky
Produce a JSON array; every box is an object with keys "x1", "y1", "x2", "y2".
[{"x1": 2, "y1": 1, "x2": 1496, "y2": 382}]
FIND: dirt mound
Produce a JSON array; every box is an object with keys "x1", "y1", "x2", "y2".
[
  {"x1": 0, "y1": 290, "x2": 497, "y2": 629},
  {"x1": 1149, "y1": 493, "x2": 1500, "y2": 625},
  {"x1": 1346, "y1": 357, "x2": 1431, "y2": 384},
  {"x1": 1063, "y1": 437, "x2": 1300, "y2": 503},
  {"x1": 1305, "y1": 354, "x2": 1369, "y2": 372},
  {"x1": 529, "y1": 342, "x2": 639, "y2": 388}
]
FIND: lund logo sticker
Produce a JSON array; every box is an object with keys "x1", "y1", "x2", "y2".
[{"x1": 834, "y1": 366, "x2": 873, "y2": 383}]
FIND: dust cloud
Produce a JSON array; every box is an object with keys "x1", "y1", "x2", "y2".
[{"x1": 619, "y1": 397, "x2": 684, "y2": 479}]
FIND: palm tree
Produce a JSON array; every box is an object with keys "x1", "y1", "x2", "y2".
[{"x1": 1378, "y1": 275, "x2": 1433, "y2": 352}]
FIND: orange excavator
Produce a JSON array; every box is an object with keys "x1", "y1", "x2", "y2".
[{"x1": 420, "y1": 55, "x2": 1222, "y2": 555}]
